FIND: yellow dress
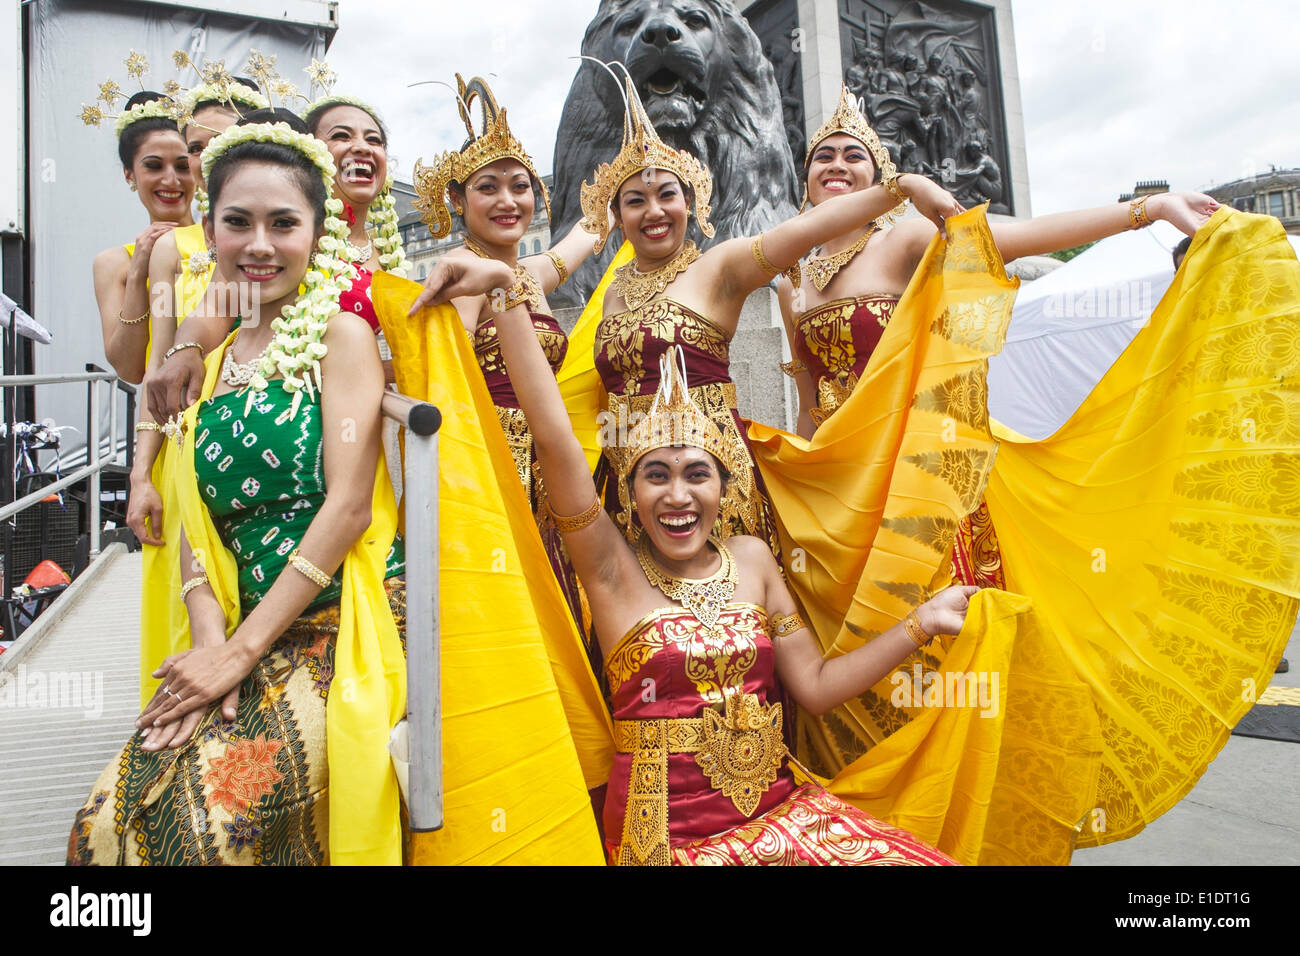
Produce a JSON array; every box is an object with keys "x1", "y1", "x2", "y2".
[
  {"x1": 138, "y1": 223, "x2": 216, "y2": 706},
  {"x1": 748, "y1": 206, "x2": 1299, "y2": 861},
  {"x1": 373, "y1": 272, "x2": 614, "y2": 864}
]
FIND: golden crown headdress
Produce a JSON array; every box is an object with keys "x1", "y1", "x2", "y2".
[
  {"x1": 411, "y1": 75, "x2": 550, "y2": 240},
  {"x1": 805, "y1": 84, "x2": 905, "y2": 223},
  {"x1": 615, "y1": 347, "x2": 744, "y2": 533},
  {"x1": 579, "y1": 67, "x2": 715, "y2": 252}
]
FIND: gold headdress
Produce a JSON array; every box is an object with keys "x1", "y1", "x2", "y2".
[
  {"x1": 78, "y1": 51, "x2": 181, "y2": 137},
  {"x1": 579, "y1": 71, "x2": 714, "y2": 252},
  {"x1": 805, "y1": 84, "x2": 905, "y2": 223},
  {"x1": 411, "y1": 75, "x2": 550, "y2": 239},
  {"x1": 615, "y1": 347, "x2": 744, "y2": 535}
]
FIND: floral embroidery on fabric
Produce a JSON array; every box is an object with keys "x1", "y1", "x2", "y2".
[{"x1": 204, "y1": 737, "x2": 285, "y2": 813}]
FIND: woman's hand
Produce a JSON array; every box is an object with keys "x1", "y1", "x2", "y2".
[
  {"x1": 902, "y1": 173, "x2": 965, "y2": 239},
  {"x1": 126, "y1": 474, "x2": 164, "y2": 547},
  {"x1": 1150, "y1": 192, "x2": 1220, "y2": 236},
  {"x1": 129, "y1": 222, "x2": 177, "y2": 277},
  {"x1": 147, "y1": 345, "x2": 206, "y2": 420},
  {"x1": 916, "y1": 585, "x2": 981, "y2": 637},
  {"x1": 138, "y1": 708, "x2": 205, "y2": 752},
  {"x1": 408, "y1": 256, "x2": 515, "y2": 315},
  {"x1": 137, "y1": 641, "x2": 252, "y2": 730}
]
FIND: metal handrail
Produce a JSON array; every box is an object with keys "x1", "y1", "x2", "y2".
[{"x1": 380, "y1": 391, "x2": 443, "y2": 833}]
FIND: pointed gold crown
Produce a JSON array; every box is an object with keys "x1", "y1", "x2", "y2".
[
  {"x1": 579, "y1": 73, "x2": 714, "y2": 252},
  {"x1": 412, "y1": 75, "x2": 550, "y2": 239},
  {"x1": 621, "y1": 347, "x2": 742, "y2": 477},
  {"x1": 805, "y1": 84, "x2": 905, "y2": 223}
]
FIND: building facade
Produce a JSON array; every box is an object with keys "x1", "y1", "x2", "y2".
[{"x1": 1205, "y1": 168, "x2": 1300, "y2": 235}]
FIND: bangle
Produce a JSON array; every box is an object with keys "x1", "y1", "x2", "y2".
[
  {"x1": 1128, "y1": 196, "x2": 1153, "y2": 230},
  {"x1": 135, "y1": 420, "x2": 164, "y2": 433},
  {"x1": 750, "y1": 236, "x2": 781, "y2": 279},
  {"x1": 180, "y1": 574, "x2": 209, "y2": 601},
  {"x1": 882, "y1": 172, "x2": 907, "y2": 205},
  {"x1": 491, "y1": 280, "x2": 532, "y2": 315},
  {"x1": 164, "y1": 340, "x2": 203, "y2": 362},
  {"x1": 546, "y1": 497, "x2": 602, "y2": 533},
  {"x1": 544, "y1": 250, "x2": 569, "y2": 286},
  {"x1": 779, "y1": 359, "x2": 807, "y2": 378},
  {"x1": 772, "y1": 612, "x2": 806, "y2": 638},
  {"x1": 903, "y1": 609, "x2": 932, "y2": 648},
  {"x1": 118, "y1": 308, "x2": 150, "y2": 326},
  {"x1": 288, "y1": 548, "x2": 332, "y2": 589}
]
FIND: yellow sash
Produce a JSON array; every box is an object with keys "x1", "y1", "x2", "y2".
[
  {"x1": 177, "y1": 335, "x2": 407, "y2": 864},
  {"x1": 374, "y1": 273, "x2": 613, "y2": 864}
]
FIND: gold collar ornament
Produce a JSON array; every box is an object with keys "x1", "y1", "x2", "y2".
[
  {"x1": 412, "y1": 75, "x2": 550, "y2": 240},
  {"x1": 805, "y1": 84, "x2": 906, "y2": 227},
  {"x1": 611, "y1": 241, "x2": 700, "y2": 310},
  {"x1": 578, "y1": 70, "x2": 715, "y2": 252},
  {"x1": 636, "y1": 533, "x2": 738, "y2": 630},
  {"x1": 804, "y1": 225, "x2": 877, "y2": 292}
]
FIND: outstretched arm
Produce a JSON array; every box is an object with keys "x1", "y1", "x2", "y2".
[
  {"x1": 713, "y1": 173, "x2": 964, "y2": 303},
  {"x1": 412, "y1": 256, "x2": 638, "y2": 601},
  {"x1": 524, "y1": 218, "x2": 603, "y2": 296},
  {"x1": 760, "y1": 544, "x2": 978, "y2": 715},
  {"x1": 989, "y1": 192, "x2": 1220, "y2": 263}
]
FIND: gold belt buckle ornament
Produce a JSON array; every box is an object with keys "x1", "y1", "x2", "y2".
[{"x1": 694, "y1": 693, "x2": 785, "y2": 817}]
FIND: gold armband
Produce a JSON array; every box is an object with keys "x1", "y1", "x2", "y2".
[
  {"x1": 288, "y1": 549, "x2": 332, "y2": 589},
  {"x1": 135, "y1": 420, "x2": 164, "y2": 433},
  {"x1": 491, "y1": 281, "x2": 532, "y2": 315},
  {"x1": 546, "y1": 497, "x2": 603, "y2": 534},
  {"x1": 544, "y1": 250, "x2": 569, "y2": 286},
  {"x1": 772, "y1": 612, "x2": 806, "y2": 638},
  {"x1": 750, "y1": 236, "x2": 781, "y2": 279},
  {"x1": 179, "y1": 574, "x2": 209, "y2": 601},
  {"x1": 118, "y1": 308, "x2": 150, "y2": 326},
  {"x1": 882, "y1": 172, "x2": 907, "y2": 205}
]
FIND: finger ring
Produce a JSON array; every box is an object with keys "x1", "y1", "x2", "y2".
[
  {"x1": 174, "y1": 691, "x2": 184, "y2": 703},
  {"x1": 161, "y1": 684, "x2": 170, "y2": 695}
]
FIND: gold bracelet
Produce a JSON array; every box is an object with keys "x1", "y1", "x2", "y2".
[
  {"x1": 179, "y1": 574, "x2": 209, "y2": 601},
  {"x1": 118, "y1": 308, "x2": 150, "y2": 326},
  {"x1": 882, "y1": 172, "x2": 907, "y2": 205},
  {"x1": 491, "y1": 280, "x2": 532, "y2": 315},
  {"x1": 903, "y1": 609, "x2": 932, "y2": 648},
  {"x1": 750, "y1": 236, "x2": 781, "y2": 279},
  {"x1": 164, "y1": 340, "x2": 203, "y2": 362},
  {"x1": 1128, "y1": 196, "x2": 1153, "y2": 230},
  {"x1": 544, "y1": 250, "x2": 569, "y2": 286},
  {"x1": 772, "y1": 612, "x2": 806, "y2": 638},
  {"x1": 779, "y1": 359, "x2": 807, "y2": 378},
  {"x1": 135, "y1": 420, "x2": 164, "y2": 433},
  {"x1": 546, "y1": 497, "x2": 602, "y2": 533},
  {"x1": 288, "y1": 549, "x2": 332, "y2": 589}
]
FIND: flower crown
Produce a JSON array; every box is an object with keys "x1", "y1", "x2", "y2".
[
  {"x1": 181, "y1": 81, "x2": 269, "y2": 121},
  {"x1": 412, "y1": 74, "x2": 550, "y2": 240},
  {"x1": 201, "y1": 121, "x2": 358, "y2": 417},
  {"x1": 579, "y1": 71, "x2": 714, "y2": 252},
  {"x1": 78, "y1": 50, "x2": 181, "y2": 137}
]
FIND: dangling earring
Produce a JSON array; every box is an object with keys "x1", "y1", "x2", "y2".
[
  {"x1": 129, "y1": 181, "x2": 138, "y2": 192},
  {"x1": 452, "y1": 204, "x2": 464, "y2": 216}
]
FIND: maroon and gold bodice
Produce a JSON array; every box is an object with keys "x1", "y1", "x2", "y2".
[
  {"x1": 474, "y1": 311, "x2": 568, "y2": 409},
  {"x1": 593, "y1": 299, "x2": 779, "y2": 555},
  {"x1": 793, "y1": 293, "x2": 898, "y2": 425},
  {"x1": 603, "y1": 603, "x2": 796, "y2": 863},
  {"x1": 602, "y1": 602, "x2": 957, "y2": 866}
]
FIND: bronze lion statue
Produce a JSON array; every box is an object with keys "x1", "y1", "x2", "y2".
[{"x1": 550, "y1": 0, "x2": 800, "y2": 307}]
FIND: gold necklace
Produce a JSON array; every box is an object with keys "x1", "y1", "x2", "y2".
[
  {"x1": 636, "y1": 532, "x2": 737, "y2": 630},
  {"x1": 465, "y1": 236, "x2": 543, "y2": 310},
  {"x1": 805, "y1": 226, "x2": 876, "y2": 292},
  {"x1": 220, "y1": 329, "x2": 270, "y2": 388},
  {"x1": 612, "y1": 241, "x2": 700, "y2": 310}
]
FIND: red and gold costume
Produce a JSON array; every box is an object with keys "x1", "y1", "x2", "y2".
[{"x1": 604, "y1": 600, "x2": 953, "y2": 866}]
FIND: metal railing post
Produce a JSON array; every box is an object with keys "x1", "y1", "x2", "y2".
[
  {"x1": 88, "y1": 378, "x2": 101, "y2": 557},
  {"x1": 380, "y1": 392, "x2": 443, "y2": 832}
]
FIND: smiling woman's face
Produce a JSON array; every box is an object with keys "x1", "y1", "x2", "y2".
[
  {"x1": 615, "y1": 169, "x2": 690, "y2": 259},
  {"x1": 454, "y1": 159, "x2": 535, "y2": 247},
  {"x1": 805, "y1": 134, "x2": 877, "y2": 206},
  {"x1": 315, "y1": 104, "x2": 387, "y2": 208},
  {"x1": 629, "y1": 444, "x2": 724, "y2": 561}
]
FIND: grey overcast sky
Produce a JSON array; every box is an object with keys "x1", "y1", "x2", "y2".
[{"x1": 325, "y1": 0, "x2": 1300, "y2": 216}]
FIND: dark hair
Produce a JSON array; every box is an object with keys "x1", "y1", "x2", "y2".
[
  {"x1": 187, "y1": 78, "x2": 264, "y2": 130},
  {"x1": 302, "y1": 98, "x2": 388, "y2": 147},
  {"x1": 117, "y1": 90, "x2": 181, "y2": 169},
  {"x1": 1172, "y1": 236, "x2": 1192, "y2": 269},
  {"x1": 206, "y1": 109, "x2": 327, "y2": 228}
]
